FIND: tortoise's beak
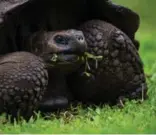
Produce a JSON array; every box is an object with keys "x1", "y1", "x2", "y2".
[
  {"x1": 62, "y1": 31, "x2": 87, "y2": 55},
  {"x1": 62, "y1": 41, "x2": 87, "y2": 55}
]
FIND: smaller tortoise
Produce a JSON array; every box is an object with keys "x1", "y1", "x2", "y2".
[
  {"x1": 67, "y1": 20, "x2": 147, "y2": 105},
  {"x1": 0, "y1": 29, "x2": 87, "y2": 121}
]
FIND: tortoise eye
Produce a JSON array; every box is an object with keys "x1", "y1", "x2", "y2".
[{"x1": 54, "y1": 35, "x2": 68, "y2": 45}]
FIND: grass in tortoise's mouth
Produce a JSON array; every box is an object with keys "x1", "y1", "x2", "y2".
[
  {"x1": 80, "y1": 52, "x2": 103, "y2": 77},
  {"x1": 48, "y1": 52, "x2": 103, "y2": 77}
]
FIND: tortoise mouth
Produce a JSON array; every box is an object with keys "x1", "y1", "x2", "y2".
[
  {"x1": 42, "y1": 52, "x2": 84, "y2": 67},
  {"x1": 51, "y1": 53, "x2": 80, "y2": 63}
]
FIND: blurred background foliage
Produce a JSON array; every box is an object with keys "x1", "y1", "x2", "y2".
[{"x1": 113, "y1": 0, "x2": 156, "y2": 34}]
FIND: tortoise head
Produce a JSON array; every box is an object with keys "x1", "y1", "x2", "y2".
[{"x1": 28, "y1": 29, "x2": 87, "y2": 71}]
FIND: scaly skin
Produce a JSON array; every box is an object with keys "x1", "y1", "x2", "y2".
[
  {"x1": 87, "y1": 0, "x2": 140, "y2": 49},
  {"x1": 67, "y1": 20, "x2": 147, "y2": 105},
  {"x1": 0, "y1": 51, "x2": 48, "y2": 122}
]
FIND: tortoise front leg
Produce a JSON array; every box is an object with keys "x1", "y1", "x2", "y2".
[{"x1": 0, "y1": 52, "x2": 48, "y2": 122}]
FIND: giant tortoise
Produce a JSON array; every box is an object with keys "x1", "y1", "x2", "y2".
[{"x1": 0, "y1": 0, "x2": 144, "y2": 121}]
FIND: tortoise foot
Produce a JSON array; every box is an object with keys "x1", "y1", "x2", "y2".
[{"x1": 39, "y1": 96, "x2": 69, "y2": 113}]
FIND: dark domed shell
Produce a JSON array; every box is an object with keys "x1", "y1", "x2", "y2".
[{"x1": 0, "y1": 0, "x2": 30, "y2": 24}]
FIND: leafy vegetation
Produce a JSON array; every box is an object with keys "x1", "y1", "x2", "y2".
[{"x1": 0, "y1": 0, "x2": 156, "y2": 134}]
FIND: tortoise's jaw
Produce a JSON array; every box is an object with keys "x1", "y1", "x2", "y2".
[
  {"x1": 42, "y1": 53, "x2": 84, "y2": 66},
  {"x1": 55, "y1": 54, "x2": 80, "y2": 63},
  {"x1": 43, "y1": 53, "x2": 85, "y2": 73}
]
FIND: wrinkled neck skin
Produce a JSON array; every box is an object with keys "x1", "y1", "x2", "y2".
[
  {"x1": 46, "y1": 66, "x2": 80, "y2": 98},
  {"x1": 48, "y1": 68, "x2": 66, "y2": 86},
  {"x1": 24, "y1": 30, "x2": 47, "y2": 54},
  {"x1": 42, "y1": 67, "x2": 69, "y2": 101},
  {"x1": 47, "y1": 61, "x2": 83, "y2": 76},
  {"x1": 46, "y1": 58, "x2": 83, "y2": 93}
]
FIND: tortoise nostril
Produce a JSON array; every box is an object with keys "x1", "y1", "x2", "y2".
[{"x1": 76, "y1": 35, "x2": 84, "y2": 42}]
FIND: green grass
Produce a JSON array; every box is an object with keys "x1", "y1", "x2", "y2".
[
  {"x1": 0, "y1": 33, "x2": 156, "y2": 134},
  {"x1": 0, "y1": 102, "x2": 156, "y2": 134},
  {"x1": 137, "y1": 32, "x2": 156, "y2": 73},
  {"x1": 113, "y1": 0, "x2": 156, "y2": 34}
]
